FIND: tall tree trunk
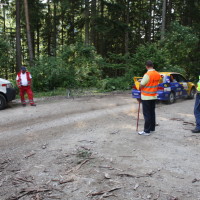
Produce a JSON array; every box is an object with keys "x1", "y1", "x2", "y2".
[
  {"x1": 91, "y1": 0, "x2": 96, "y2": 46},
  {"x1": 152, "y1": 0, "x2": 156, "y2": 42},
  {"x1": 61, "y1": 15, "x2": 64, "y2": 47},
  {"x1": 161, "y1": 0, "x2": 167, "y2": 40},
  {"x1": 125, "y1": 0, "x2": 130, "y2": 55},
  {"x1": 24, "y1": 0, "x2": 34, "y2": 65},
  {"x1": 1, "y1": 3, "x2": 6, "y2": 33},
  {"x1": 99, "y1": 0, "x2": 105, "y2": 56},
  {"x1": 69, "y1": 0, "x2": 75, "y2": 44},
  {"x1": 166, "y1": 0, "x2": 172, "y2": 30},
  {"x1": 147, "y1": 0, "x2": 152, "y2": 42},
  {"x1": 52, "y1": 1, "x2": 57, "y2": 56},
  {"x1": 84, "y1": 0, "x2": 90, "y2": 46},
  {"x1": 36, "y1": 26, "x2": 40, "y2": 59},
  {"x1": 16, "y1": 0, "x2": 22, "y2": 72},
  {"x1": 47, "y1": 0, "x2": 51, "y2": 56}
]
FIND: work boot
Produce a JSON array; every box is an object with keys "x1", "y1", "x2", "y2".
[
  {"x1": 30, "y1": 104, "x2": 36, "y2": 106},
  {"x1": 191, "y1": 129, "x2": 200, "y2": 133}
]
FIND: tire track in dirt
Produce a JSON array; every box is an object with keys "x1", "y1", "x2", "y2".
[{"x1": 0, "y1": 104, "x2": 137, "y2": 146}]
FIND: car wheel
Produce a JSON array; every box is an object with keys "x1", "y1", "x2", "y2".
[
  {"x1": 188, "y1": 87, "x2": 196, "y2": 99},
  {"x1": 167, "y1": 92, "x2": 175, "y2": 104},
  {"x1": 0, "y1": 94, "x2": 7, "y2": 110}
]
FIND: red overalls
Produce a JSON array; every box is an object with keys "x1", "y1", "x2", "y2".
[{"x1": 17, "y1": 72, "x2": 35, "y2": 105}]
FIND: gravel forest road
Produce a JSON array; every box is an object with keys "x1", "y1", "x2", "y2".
[{"x1": 0, "y1": 92, "x2": 200, "y2": 200}]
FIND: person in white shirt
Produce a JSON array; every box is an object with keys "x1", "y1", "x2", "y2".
[{"x1": 16, "y1": 66, "x2": 36, "y2": 107}]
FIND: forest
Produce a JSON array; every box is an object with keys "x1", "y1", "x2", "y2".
[{"x1": 0, "y1": 0, "x2": 199, "y2": 92}]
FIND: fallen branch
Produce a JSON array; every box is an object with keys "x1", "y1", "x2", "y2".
[
  {"x1": 99, "y1": 165, "x2": 123, "y2": 171},
  {"x1": 88, "y1": 187, "x2": 121, "y2": 197},
  {"x1": 192, "y1": 178, "x2": 200, "y2": 183},
  {"x1": 13, "y1": 176, "x2": 34, "y2": 184},
  {"x1": 117, "y1": 171, "x2": 156, "y2": 178},
  {"x1": 170, "y1": 118, "x2": 183, "y2": 121},
  {"x1": 59, "y1": 178, "x2": 74, "y2": 184},
  {"x1": 99, "y1": 193, "x2": 117, "y2": 199},
  {"x1": 183, "y1": 121, "x2": 195, "y2": 126},
  {"x1": 66, "y1": 159, "x2": 90, "y2": 174},
  {"x1": 25, "y1": 152, "x2": 36, "y2": 159},
  {"x1": 8, "y1": 187, "x2": 52, "y2": 200},
  {"x1": 0, "y1": 159, "x2": 10, "y2": 171},
  {"x1": 47, "y1": 195, "x2": 61, "y2": 199}
]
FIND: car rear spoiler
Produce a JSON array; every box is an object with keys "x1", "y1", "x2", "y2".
[
  {"x1": 133, "y1": 77, "x2": 142, "y2": 90},
  {"x1": 133, "y1": 76, "x2": 163, "y2": 90}
]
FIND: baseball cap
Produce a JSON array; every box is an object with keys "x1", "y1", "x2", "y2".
[{"x1": 21, "y1": 66, "x2": 26, "y2": 71}]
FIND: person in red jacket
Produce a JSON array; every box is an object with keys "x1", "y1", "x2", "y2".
[{"x1": 16, "y1": 66, "x2": 36, "y2": 107}]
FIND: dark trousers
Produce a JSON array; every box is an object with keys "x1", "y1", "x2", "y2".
[
  {"x1": 142, "y1": 100, "x2": 156, "y2": 133},
  {"x1": 194, "y1": 93, "x2": 200, "y2": 130}
]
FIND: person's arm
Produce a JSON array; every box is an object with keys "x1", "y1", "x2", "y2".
[
  {"x1": 139, "y1": 84, "x2": 145, "y2": 90},
  {"x1": 139, "y1": 74, "x2": 149, "y2": 90},
  {"x1": 29, "y1": 73, "x2": 32, "y2": 87},
  {"x1": 16, "y1": 75, "x2": 20, "y2": 88}
]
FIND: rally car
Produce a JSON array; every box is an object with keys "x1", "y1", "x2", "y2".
[
  {"x1": 132, "y1": 72, "x2": 196, "y2": 104},
  {"x1": 0, "y1": 78, "x2": 16, "y2": 110}
]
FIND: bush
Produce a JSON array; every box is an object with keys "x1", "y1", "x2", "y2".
[
  {"x1": 30, "y1": 43, "x2": 103, "y2": 91},
  {"x1": 99, "y1": 77, "x2": 131, "y2": 91},
  {"x1": 160, "y1": 22, "x2": 199, "y2": 79},
  {"x1": 61, "y1": 43, "x2": 102, "y2": 88},
  {"x1": 30, "y1": 56, "x2": 70, "y2": 91},
  {"x1": 0, "y1": 36, "x2": 14, "y2": 79}
]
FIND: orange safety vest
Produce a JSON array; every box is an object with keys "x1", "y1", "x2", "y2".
[
  {"x1": 17, "y1": 72, "x2": 31, "y2": 87},
  {"x1": 141, "y1": 70, "x2": 161, "y2": 96}
]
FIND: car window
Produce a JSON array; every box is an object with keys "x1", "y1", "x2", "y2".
[
  {"x1": 177, "y1": 74, "x2": 187, "y2": 82},
  {"x1": 160, "y1": 74, "x2": 165, "y2": 83},
  {"x1": 171, "y1": 74, "x2": 179, "y2": 82}
]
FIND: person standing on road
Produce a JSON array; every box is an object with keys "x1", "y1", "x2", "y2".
[
  {"x1": 16, "y1": 66, "x2": 36, "y2": 107},
  {"x1": 191, "y1": 75, "x2": 200, "y2": 133},
  {"x1": 138, "y1": 60, "x2": 161, "y2": 136}
]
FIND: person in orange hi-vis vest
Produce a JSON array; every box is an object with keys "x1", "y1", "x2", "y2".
[
  {"x1": 138, "y1": 60, "x2": 161, "y2": 136},
  {"x1": 16, "y1": 66, "x2": 36, "y2": 107}
]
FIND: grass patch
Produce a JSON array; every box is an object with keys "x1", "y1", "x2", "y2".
[{"x1": 15, "y1": 87, "x2": 128, "y2": 99}]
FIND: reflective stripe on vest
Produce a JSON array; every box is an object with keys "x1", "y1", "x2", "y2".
[
  {"x1": 141, "y1": 71, "x2": 161, "y2": 96},
  {"x1": 143, "y1": 85, "x2": 158, "y2": 88}
]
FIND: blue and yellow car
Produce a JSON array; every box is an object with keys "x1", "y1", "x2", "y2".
[{"x1": 132, "y1": 72, "x2": 196, "y2": 104}]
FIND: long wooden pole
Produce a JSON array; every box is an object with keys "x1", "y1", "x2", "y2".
[{"x1": 136, "y1": 101, "x2": 141, "y2": 131}]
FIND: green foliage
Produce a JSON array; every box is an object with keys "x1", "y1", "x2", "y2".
[
  {"x1": 98, "y1": 77, "x2": 131, "y2": 91},
  {"x1": 160, "y1": 22, "x2": 199, "y2": 78},
  {"x1": 0, "y1": 36, "x2": 12, "y2": 78},
  {"x1": 29, "y1": 23, "x2": 199, "y2": 93},
  {"x1": 61, "y1": 43, "x2": 102, "y2": 88},
  {"x1": 30, "y1": 43, "x2": 102, "y2": 91},
  {"x1": 76, "y1": 148, "x2": 92, "y2": 159},
  {"x1": 125, "y1": 43, "x2": 168, "y2": 79},
  {"x1": 30, "y1": 56, "x2": 69, "y2": 91}
]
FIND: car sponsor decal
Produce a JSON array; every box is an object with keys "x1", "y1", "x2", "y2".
[
  {"x1": 181, "y1": 82, "x2": 188, "y2": 90},
  {"x1": 164, "y1": 87, "x2": 171, "y2": 92}
]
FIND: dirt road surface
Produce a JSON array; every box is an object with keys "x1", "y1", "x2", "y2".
[{"x1": 0, "y1": 92, "x2": 200, "y2": 200}]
